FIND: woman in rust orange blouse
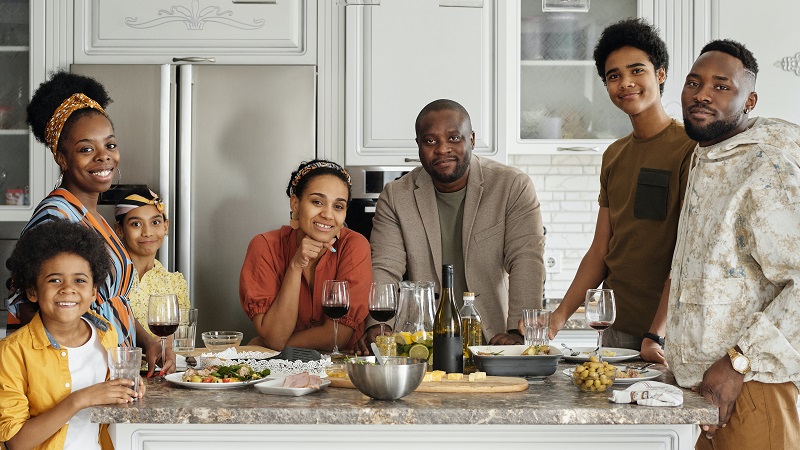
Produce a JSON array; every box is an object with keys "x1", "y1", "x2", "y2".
[{"x1": 239, "y1": 160, "x2": 372, "y2": 352}]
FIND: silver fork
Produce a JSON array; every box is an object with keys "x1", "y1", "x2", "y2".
[{"x1": 561, "y1": 343, "x2": 579, "y2": 356}]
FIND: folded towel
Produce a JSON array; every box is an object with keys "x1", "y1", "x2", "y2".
[{"x1": 609, "y1": 381, "x2": 684, "y2": 407}]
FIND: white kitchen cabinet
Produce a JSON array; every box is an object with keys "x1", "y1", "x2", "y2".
[
  {"x1": 74, "y1": 0, "x2": 316, "y2": 64},
  {"x1": 500, "y1": 1, "x2": 693, "y2": 155},
  {"x1": 694, "y1": 0, "x2": 800, "y2": 125},
  {"x1": 0, "y1": 0, "x2": 50, "y2": 222},
  {"x1": 343, "y1": 0, "x2": 499, "y2": 167}
]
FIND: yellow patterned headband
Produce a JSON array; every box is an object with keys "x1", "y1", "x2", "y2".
[
  {"x1": 290, "y1": 161, "x2": 351, "y2": 196},
  {"x1": 44, "y1": 93, "x2": 106, "y2": 157}
]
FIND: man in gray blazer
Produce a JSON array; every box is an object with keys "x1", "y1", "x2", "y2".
[{"x1": 358, "y1": 99, "x2": 545, "y2": 352}]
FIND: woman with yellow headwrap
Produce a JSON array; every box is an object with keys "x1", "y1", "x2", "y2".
[
  {"x1": 4, "y1": 71, "x2": 175, "y2": 375},
  {"x1": 114, "y1": 188, "x2": 190, "y2": 336}
]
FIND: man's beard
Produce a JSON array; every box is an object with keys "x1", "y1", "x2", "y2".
[
  {"x1": 683, "y1": 114, "x2": 741, "y2": 144},
  {"x1": 428, "y1": 153, "x2": 470, "y2": 185}
]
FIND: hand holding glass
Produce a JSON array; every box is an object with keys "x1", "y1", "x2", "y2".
[
  {"x1": 322, "y1": 280, "x2": 350, "y2": 359},
  {"x1": 148, "y1": 294, "x2": 180, "y2": 374},
  {"x1": 585, "y1": 289, "x2": 616, "y2": 361},
  {"x1": 108, "y1": 347, "x2": 142, "y2": 401}
]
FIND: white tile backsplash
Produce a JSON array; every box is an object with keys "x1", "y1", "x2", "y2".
[{"x1": 510, "y1": 154, "x2": 603, "y2": 299}]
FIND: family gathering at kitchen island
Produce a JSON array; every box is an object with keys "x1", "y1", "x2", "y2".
[{"x1": 1, "y1": 17, "x2": 799, "y2": 450}]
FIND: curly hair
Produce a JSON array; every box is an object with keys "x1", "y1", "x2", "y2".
[
  {"x1": 26, "y1": 71, "x2": 113, "y2": 150},
  {"x1": 593, "y1": 18, "x2": 669, "y2": 94},
  {"x1": 286, "y1": 159, "x2": 352, "y2": 202},
  {"x1": 7, "y1": 220, "x2": 112, "y2": 292},
  {"x1": 700, "y1": 39, "x2": 759, "y2": 78}
]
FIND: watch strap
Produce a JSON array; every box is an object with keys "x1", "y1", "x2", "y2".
[{"x1": 643, "y1": 332, "x2": 665, "y2": 347}]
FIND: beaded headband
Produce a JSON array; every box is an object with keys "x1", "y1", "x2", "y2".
[
  {"x1": 290, "y1": 161, "x2": 351, "y2": 196},
  {"x1": 44, "y1": 93, "x2": 107, "y2": 157},
  {"x1": 114, "y1": 190, "x2": 166, "y2": 223}
]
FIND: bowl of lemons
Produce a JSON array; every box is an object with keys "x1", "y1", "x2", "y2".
[{"x1": 393, "y1": 331, "x2": 434, "y2": 365}]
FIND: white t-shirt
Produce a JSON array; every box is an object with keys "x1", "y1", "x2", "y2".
[{"x1": 64, "y1": 318, "x2": 108, "y2": 450}]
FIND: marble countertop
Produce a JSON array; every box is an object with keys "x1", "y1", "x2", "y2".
[{"x1": 91, "y1": 363, "x2": 717, "y2": 426}]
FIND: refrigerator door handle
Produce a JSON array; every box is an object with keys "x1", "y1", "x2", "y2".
[
  {"x1": 173, "y1": 57, "x2": 216, "y2": 63},
  {"x1": 159, "y1": 64, "x2": 174, "y2": 269},
  {"x1": 177, "y1": 65, "x2": 194, "y2": 281}
]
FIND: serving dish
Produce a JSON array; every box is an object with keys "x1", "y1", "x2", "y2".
[
  {"x1": 165, "y1": 372, "x2": 269, "y2": 389},
  {"x1": 469, "y1": 345, "x2": 561, "y2": 377},
  {"x1": 562, "y1": 367, "x2": 663, "y2": 384},
  {"x1": 560, "y1": 347, "x2": 639, "y2": 363},
  {"x1": 254, "y1": 377, "x2": 331, "y2": 396}
]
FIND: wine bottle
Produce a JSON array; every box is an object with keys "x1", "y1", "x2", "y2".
[
  {"x1": 433, "y1": 264, "x2": 463, "y2": 373},
  {"x1": 459, "y1": 291, "x2": 483, "y2": 374}
]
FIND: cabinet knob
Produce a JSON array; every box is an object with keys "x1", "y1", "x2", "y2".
[
  {"x1": 172, "y1": 57, "x2": 217, "y2": 63},
  {"x1": 557, "y1": 146, "x2": 599, "y2": 152},
  {"x1": 404, "y1": 158, "x2": 421, "y2": 163}
]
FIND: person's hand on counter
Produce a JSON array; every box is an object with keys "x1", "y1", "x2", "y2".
[
  {"x1": 640, "y1": 339, "x2": 667, "y2": 365},
  {"x1": 692, "y1": 353, "x2": 745, "y2": 440},
  {"x1": 354, "y1": 324, "x2": 388, "y2": 355},
  {"x1": 488, "y1": 331, "x2": 523, "y2": 345}
]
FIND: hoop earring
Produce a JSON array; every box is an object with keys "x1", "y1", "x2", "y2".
[
  {"x1": 112, "y1": 168, "x2": 122, "y2": 189},
  {"x1": 53, "y1": 172, "x2": 63, "y2": 190},
  {"x1": 290, "y1": 210, "x2": 300, "y2": 229}
]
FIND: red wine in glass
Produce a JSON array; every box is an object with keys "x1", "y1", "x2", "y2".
[
  {"x1": 149, "y1": 323, "x2": 179, "y2": 336},
  {"x1": 369, "y1": 308, "x2": 396, "y2": 323},
  {"x1": 322, "y1": 305, "x2": 349, "y2": 320},
  {"x1": 584, "y1": 289, "x2": 616, "y2": 361},
  {"x1": 588, "y1": 321, "x2": 612, "y2": 331}
]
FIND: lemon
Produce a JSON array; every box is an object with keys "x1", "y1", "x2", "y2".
[
  {"x1": 412, "y1": 331, "x2": 429, "y2": 344},
  {"x1": 408, "y1": 344, "x2": 430, "y2": 360},
  {"x1": 395, "y1": 332, "x2": 412, "y2": 345}
]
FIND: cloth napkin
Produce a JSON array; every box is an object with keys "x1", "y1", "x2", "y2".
[{"x1": 609, "y1": 381, "x2": 684, "y2": 407}]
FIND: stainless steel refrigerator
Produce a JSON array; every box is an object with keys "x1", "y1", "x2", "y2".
[{"x1": 71, "y1": 64, "x2": 316, "y2": 344}]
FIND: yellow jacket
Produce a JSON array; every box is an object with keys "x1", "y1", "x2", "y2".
[{"x1": 0, "y1": 311, "x2": 118, "y2": 449}]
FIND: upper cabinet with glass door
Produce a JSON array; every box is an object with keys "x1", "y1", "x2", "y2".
[
  {"x1": 499, "y1": 0, "x2": 686, "y2": 154},
  {"x1": 0, "y1": 0, "x2": 33, "y2": 219}
]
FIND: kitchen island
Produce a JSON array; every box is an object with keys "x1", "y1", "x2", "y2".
[{"x1": 92, "y1": 363, "x2": 716, "y2": 450}]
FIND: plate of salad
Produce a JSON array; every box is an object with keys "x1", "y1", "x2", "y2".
[{"x1": 166, "y1": 364, "x2": 271, "y2": 389}]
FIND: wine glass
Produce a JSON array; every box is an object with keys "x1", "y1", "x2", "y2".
[
  {"x1": 368, "y1": 282, "x2": 397, "y2": 336},
  {"x1": 148, "y1": 293, "x2": 180, "y2": 376},
  {"x1": 585, "y1": 289, "x2": 616, "y2": 361},
  {"x1": 322, "y1": 280, "x2": 350, "y2": 360}
]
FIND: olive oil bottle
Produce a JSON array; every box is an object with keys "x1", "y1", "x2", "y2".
[
  {"x1": 433, "y1": 264, "x2": 463, "y2": 373},
  {"x1": 459, "y1": 291, "x2": 483, "y2": 374}
]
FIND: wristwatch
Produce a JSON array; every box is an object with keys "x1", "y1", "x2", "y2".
[
  {"x1": 727, "y1": 347, "x2": 751, "y2": 375},
  {"x1": 643, "y1": 332, "x2": 665, "y2": 348}
]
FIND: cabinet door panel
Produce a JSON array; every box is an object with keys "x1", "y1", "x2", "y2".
[
  {"x1": 345, "y1": 0, "x2": 497, "y2": 166},
  {"x1": 708, "y1": 0, "x2": 800, "y2": 124},
  {"x1": 74, "y1": 0, "x2": 315, "y2": 64}
]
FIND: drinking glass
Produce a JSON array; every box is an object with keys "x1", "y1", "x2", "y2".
[
  {"x1": 522, "y1": 308, "x2": 551, "y2": 347},
  {"x1": 369, "y1": 282, "x2": 398, "y2": 356},
  {"x1": 584, "y1": 289, "x2": 616, "y2": 361},
  {"x1": 322, "y1": 280, "x2": 350, "y2": 360},
  {"x1": 108, "y1": 347, "x2": 142, "y2": 401},
  {"x1": 148, "y1": 293, "x2": 180, "y2": 375},
  {"x1": 173, "y1": 307, "x2": 198, "y2": 355}
]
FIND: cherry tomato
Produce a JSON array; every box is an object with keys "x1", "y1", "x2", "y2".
[
  {"x1": 202, "y1": 376, "x2": 214, "y2": 383},
  {"x1": 222, "y1": 378, "x2": 234, "y2": 383}
]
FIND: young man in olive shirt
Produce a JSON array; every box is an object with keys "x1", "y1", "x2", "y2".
[{"x1": 549, "y1": 18, "x2": 694, "y2": 364}]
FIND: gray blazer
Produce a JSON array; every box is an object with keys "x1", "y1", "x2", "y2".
[{"x1": 370, "y1": 155, "x2": 546, "y2": 339}]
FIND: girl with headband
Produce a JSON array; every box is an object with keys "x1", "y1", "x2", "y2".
[
  {"x1": 5, "y1": 71, "x2": 175, "y2": 375},
  {"x1": 239, "y1": 159, "x2": 372, "y2": 352},
  {"x1": 114, "y1": 188, "x2": 190, "y2": 338}
]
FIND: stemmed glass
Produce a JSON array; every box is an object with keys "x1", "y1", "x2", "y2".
[
  {"x1": 148, "y1": 293, "x2": 180, "y2": 376},
  {"x1": 585, "y1": 289, "x2": 616, "y2": 361},
  {"x1": 368, "y1": 282, "x2": 397, "y2": 336},
  {"x1": 322, "y1": 280, "x2": 350, "y2": 360}
]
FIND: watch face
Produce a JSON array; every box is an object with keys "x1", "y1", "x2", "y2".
[{"x1": 733, "y1": 356, "x2": 748, "y2": 372}]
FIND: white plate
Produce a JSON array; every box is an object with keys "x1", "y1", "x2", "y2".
[
  {"x1": 165, "y1": 372, "x2": 269, "y2": 389},
  {"x1": 562, "y1": 367, "x2": 663, "y2": 384},
  {"x1": 561, "y1": 347, "x2": 640, "y2": 363},
  {"x1": 254, "y1": 377, "x2": 331, "y2": 396}
]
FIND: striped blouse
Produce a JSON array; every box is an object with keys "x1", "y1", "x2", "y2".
[{"x1": 6, "y1": 188, "x2": 137, "y2": 347}]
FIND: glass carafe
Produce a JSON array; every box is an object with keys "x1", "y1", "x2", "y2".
[{"x1": 394, "y1": 281, "x2": 435, "y2": 365}]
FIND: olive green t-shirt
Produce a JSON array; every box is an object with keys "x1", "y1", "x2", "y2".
[
  {"x1": 599, "y1": 120, "x2": 695, "y2": 337},
  {"x1": 436, "y1": 187, "x2": 467, "y2": 308}
]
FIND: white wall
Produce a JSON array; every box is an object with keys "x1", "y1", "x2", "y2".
[{"x1": 509, "y1": 154, "x2": 602, "y2": 299}]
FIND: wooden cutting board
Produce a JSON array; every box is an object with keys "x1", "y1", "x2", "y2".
[{"x1": 328, "y1": 375, "x2": 528, "y2": 393}]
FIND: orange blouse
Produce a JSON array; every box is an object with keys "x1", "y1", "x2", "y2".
[{"x1": 239, "y1": 226, "x2": 372, "y2": 350}]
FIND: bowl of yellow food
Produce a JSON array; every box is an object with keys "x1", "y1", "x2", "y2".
[
  {"x1": 469, "y1": 344, "x2": 562, "y2": 377},
  {"x1": 571, "y1": 355, "x2": 616, "y2": 392}
]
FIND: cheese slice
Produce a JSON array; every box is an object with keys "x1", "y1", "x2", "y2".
[
  {"x1": 468, "y1": 371, "x2": 487, "y2": 381},
  {"x1": 446, "y1": 373, "x2": 463, "y2": 380},
  {"x1": 422, "y1": 372, "x2": 433, "y2": 382},
  {"x1": 430, "y1": 371, "x2": 443, "y2": 381}
]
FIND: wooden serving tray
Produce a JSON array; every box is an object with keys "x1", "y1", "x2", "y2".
[{"x1": 328, "y1": 375, "x2": 528, "y2": 393}]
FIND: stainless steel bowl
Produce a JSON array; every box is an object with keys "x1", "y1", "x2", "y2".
[{"x1": 346, "y1": 357, "x2": 427, "y2": 400}]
